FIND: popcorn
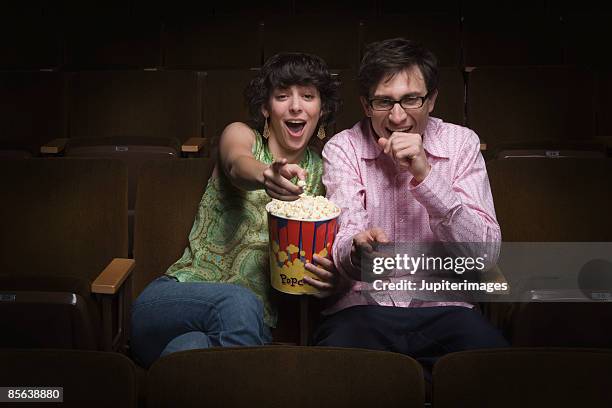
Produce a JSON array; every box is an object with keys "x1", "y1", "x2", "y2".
[
  {"x1": 297, "y1": 179, "x2": 307, "y2": 188},
  {"x1": 266, "y1": 195, "x2": 340, "y2": 221}
]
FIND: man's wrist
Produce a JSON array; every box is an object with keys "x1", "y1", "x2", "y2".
[{"x1": 410, "y1": 163, "x2": 431, "y2": 186}]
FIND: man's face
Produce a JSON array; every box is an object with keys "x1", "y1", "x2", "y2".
[{"x1": 360, "y1": 66, "x2": 437, "y2": 139}]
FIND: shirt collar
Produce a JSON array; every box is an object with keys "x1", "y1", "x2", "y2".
[{"x1": 358, "y1": 117, "x2": 450, "y2": 160}]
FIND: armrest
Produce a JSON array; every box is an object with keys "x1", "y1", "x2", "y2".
[
  {"x1": 40, "y1": 138, "x2": 69, "y2": 154},
  {"x1": 181, "y1": 137, "x2": 207, "y2": 153},
  {"x1": 91, "y1": 258, "x2": 135, "y2": 295},
  {"x1": 480, "y1": 143, "x2": 487, "y2": 151}
]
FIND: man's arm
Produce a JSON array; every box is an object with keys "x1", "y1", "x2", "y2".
[
  {"x1": 409, "y1": 130, "x2": 501, "y2": 244},
  {"x1": 322, "y1": 133, "x2": 370, "y2": 280}
]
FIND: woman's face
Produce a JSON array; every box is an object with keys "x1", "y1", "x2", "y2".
[{"x1": 262, "y1": 84, "x2": 322, "y2": 157}]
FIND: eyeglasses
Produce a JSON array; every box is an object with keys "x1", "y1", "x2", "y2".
[{"x1": 368, "y1": 93, "x2": 429, "y2": 111}]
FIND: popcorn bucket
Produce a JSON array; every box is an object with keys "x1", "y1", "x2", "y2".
[{"x1": 266, "y1": 210, "x2": 339, "y2": 295}]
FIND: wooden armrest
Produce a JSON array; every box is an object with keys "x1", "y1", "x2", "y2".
[
  {"x1": 91, "y1": 258, "x2": 135, "y2": 295},
  {"x1": 480, "y1": 143, "x2": 487, "y2": 151},
  {"x1": 181, "y1": 137, "x2": 207, "y2": 153},
  {"x1": 40, "y1": 138, "x2": 69, "y2": 154}
]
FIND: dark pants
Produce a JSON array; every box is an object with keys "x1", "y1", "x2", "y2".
[{"x1": 312, "y1": 305, "x2": 509, "y2": 382}]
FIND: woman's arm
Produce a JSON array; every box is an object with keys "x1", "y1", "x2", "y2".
[
  {"x1": 219, "y1": 122, "x2": 266, "y2": 190},
  {"x1": 219, "y1": 122, "x2": 306, "y2": 200}
]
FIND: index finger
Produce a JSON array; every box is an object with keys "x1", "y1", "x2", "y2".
[{"x1": 271, "y1": 157, "x2": 288, "y2": 171}]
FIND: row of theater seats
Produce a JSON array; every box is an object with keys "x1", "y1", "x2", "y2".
[
  {"x1": 486, "y1": 159, "x2": 612, "y2": 347},
  {"x1": 4, "y1": 347, "x2": 612, "y2": 407},
  {"x1": 1, "y1": 67, "x2": 612, "y2": 159},
  {"x1": 2, "y1": 2, "x2": 612, "y2": 70},
  {"x1": 2, "y1": 157, "x2": 611, "y2": 352}
]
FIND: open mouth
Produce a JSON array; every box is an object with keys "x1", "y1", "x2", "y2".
[
  {"x1": 284, "y1": 120, "x2": 306, "y2": 137},
  {"x1": 386, "y1": 127, "x2": 412, "y2": 135}
]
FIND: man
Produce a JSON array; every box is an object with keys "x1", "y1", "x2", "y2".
[{"x1": 314, "y1": 38, "x2": 508, "y2": 378}]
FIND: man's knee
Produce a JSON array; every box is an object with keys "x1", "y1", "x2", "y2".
[
  {"x1": 446, "y1": 308, "x2": 509, "y2": 349},
  {"x1": 314, "y1": 309, "x2": 387, "y2": 349}
]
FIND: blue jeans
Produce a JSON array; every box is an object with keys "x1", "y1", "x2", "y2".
[{"x1": 131, "y1": 276, "x2": 272, "y2": 368}]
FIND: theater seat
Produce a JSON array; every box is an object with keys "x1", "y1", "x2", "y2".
[
  {"x1": 486, "y1": 158, "x2": 612, "y2": 347},
  {"x1": 0, "y1": 158, "x2": 131, "y2": 351},
  {"x1": 0, "y1": 349, "x2": 138, "y2": 408},
  {"x1": 147, "y1": 346, "x2": 425, "y2": 408},
  {"x1": 362, "y1": 14, "x2": 462, "y2": 68},
  {"x1": 203, "y1": 69, "x2": 259, "y2": 152},
  {"x1": 62, "y1": 136, "x2": 182, "y2": 257},
  {"x1": 263, "y1": 16, "x2": 361, "y2": 70},
  {"x1": 487, "y1": 158, "x2": 612, "y2": 242},
  {"x1": 433, "y1": 348, "x2": 612, "y2": 408},
  {"x1": 163, "y1": 18, "x2": 262, "y2": 69},
  {"x1": 0, "y1": 71, "x2": 67, "y2": 151},
  {"x1": 132, "y1": 158, "x2": 214, "y2": 299},
  {"x1": 467, "y1": 67, "x2": 595, "y2": 153}
]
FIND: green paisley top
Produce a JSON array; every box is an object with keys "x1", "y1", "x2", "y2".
[{"x1": 166, "y1": 129, "x2": 325, "y2": 327}]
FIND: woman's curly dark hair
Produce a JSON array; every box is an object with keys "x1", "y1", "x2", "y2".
[{"x1": 244, "y1": 53, "x2": 341, "y2": 132}]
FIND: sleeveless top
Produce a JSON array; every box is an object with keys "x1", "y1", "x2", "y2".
[{"x1": 166, "y1": 130, "x2": 325, "y2": 327}]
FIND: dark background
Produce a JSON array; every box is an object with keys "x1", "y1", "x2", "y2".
[{"x1": 1, "y1": 0, "x2": 611, "y2": 156}]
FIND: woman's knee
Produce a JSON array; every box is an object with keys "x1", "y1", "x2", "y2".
[
  {"x1": 161, "y1": 331, "x2": 212, "y2": 357},
  {"x1": 216, "y1": 285, "x2": 264, "y2": 320},
  {"x1": 133, "y1": 275, "x2": 178, "y2": 309}
]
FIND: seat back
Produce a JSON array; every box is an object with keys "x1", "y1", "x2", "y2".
[
  {"x1": 263, "y1": 16, "x2": 360, "y2": 69},
  {"x1": 0, "y1": 349, "x2": 138, "y2": 408},
  {"x1": 64, "y1": 136, "x2": 181, "y2": 256},
  {"x1": 0, "y1": 71, "x2": 66, "y2": 149},
  {"x1": 0, "y1": 158, "x2": 128, "y2": 349},
  {"x1": 164, "y1": 17, "x2": 262, "y2": 69},
  {"x1": 67, "y1": 70, "x2": 202, "y2": 142},
  {"x1": 461, "y1": 4, "x2": 563, "y2": 66},
  {"x1": 147, "y1": 346, "x2": 425, "y2": 408},
  {"x1": 133, "y1": 158, "x2": 214, "y2": 298},
  {"x1": 487, "y1": 158, "x2": 612, "y2": 242},
  {"x1": 362, "y1": 14, "x2": 462, "y2": 68},
  {"x1": 0, "y1": 3, "x2": 62, "y2": 70},
  {"x1": 203, "y1": 69, "x2": 258, "y2": 151},
  {"x1": 65, "y1": 136, "x2": 181, "y2": 209},
  {"x1": 486, "y1": 158, "x2": 612, "y2": 346},
  {"x1": 467, "y1": 67, "x2": 595, "y2": 152},
  {"x1": 65, "y1": 19, "x2": 161, "y2": 70},
  {"x1": 433, "y1": 348, "x2": 612, "y2": 408},
  {"x1": 0, "y1": 158, "x2": 128, "y2": 279}
]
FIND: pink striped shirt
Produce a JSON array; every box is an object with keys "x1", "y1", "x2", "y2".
[{"x1": 322, "y1": 117, "x2": 501, "y2": 314}]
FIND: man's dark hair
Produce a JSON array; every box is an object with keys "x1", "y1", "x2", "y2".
[
  {"x1": 358, "y1": 38, "x2": 438, "y2": 97},
  {"x1": 245, "y1": 52, "x2": 341, "y2": 131}
]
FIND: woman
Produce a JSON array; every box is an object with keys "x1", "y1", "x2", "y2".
[{"x1": 131, "y1": 53, "x2": 341, "y2": 368}]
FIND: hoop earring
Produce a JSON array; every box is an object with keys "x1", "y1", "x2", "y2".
[
  {"x1": 263, "y1": 118, "x2": 270, "y2": 139},
  {"x1": 317, "y1": 126, "x2": 326, "y2": 140}
]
